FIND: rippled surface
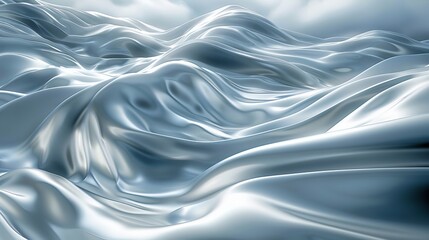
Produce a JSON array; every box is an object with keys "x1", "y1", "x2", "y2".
[{"x1": 0, "y1": 1, "x2": 429, "y2": 239}]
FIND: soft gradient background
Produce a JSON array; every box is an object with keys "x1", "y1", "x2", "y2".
[{"x1": 44, "y1": 0, "x2": 429, "y2": 39}]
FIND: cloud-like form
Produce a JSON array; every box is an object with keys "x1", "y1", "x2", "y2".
[
  {"x1": 267, "y1": 0, "x2": 429, "y2": 40},
  {"x1": 44, "y1": 0, "x2": 429, "y2": 39}
]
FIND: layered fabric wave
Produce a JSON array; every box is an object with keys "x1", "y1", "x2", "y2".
[{"x1": 0, "y1": 1, "x2": 428, "y2": 239}]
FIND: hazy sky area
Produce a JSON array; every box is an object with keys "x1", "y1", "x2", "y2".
[{"x1": 44, "y1": 0, "x2": 429, "y2": 40}]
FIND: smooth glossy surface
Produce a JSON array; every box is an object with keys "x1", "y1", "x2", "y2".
[{"x1": 0, "y1": 1, "x2": 428, "y2": 239}]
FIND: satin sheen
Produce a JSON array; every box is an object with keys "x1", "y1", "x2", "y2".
[{"x1": 0, "y1": 1, "x2": 429, "y2": 239}]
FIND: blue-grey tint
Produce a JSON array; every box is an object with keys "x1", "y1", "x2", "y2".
[{"x1": 0, "y1": 1, "x2": 428, "y2": 239}]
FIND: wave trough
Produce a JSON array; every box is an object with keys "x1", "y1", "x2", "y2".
[{"x1": 0, "y1": 1, "x2": 428, "y2": 239}]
